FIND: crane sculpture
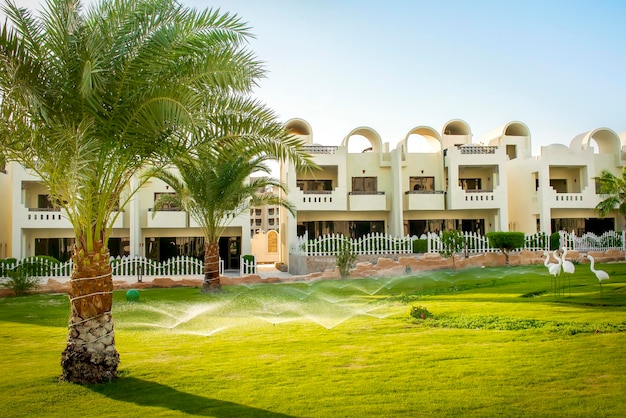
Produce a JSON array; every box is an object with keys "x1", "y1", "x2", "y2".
[{"x1": 585, "y1": 254, "x2": 609, "y2": 294}]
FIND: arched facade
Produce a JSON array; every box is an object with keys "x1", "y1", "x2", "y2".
[
  {"x1": 284, "y1": 118, "x2": 314, "y2": 145},
  {"x1": 441, "y1": 119, "x2": 472, "y2": 149},
  {"x1": 341, "y1": 127, "x2": 383, "y2": 153},
  {"x1": 399, "y1": 126, "x2": 442, "y2": 155},
  {"x1": 570, "y1": 128, "x2": 621, "y2": 155}
]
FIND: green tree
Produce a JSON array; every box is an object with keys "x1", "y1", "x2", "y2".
[
  {"x1": 486, "y1": 231, "x2": 525, "y2": 265},
  {"x1": 594, "y1": 168, "x2": 626, "y2": 226},
  {"x1": 0, "y1": 0, "x2": 262, "y2": 383},
  {"x1": 440, "y1": 230, "x2": 465, "y2": 269},
  {"x1": 147, "y1": 123, "x2": 312, "y2": 291}
]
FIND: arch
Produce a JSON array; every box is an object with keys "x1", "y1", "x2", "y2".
[
  {"x1": 341, "y1": 126, "x2": 383, "y2": 153},
  {"x1": 482, "y1": 121, "x2": 530, "y2": 146},
  {"x1": 284, "y1": 118, "x2": 313, "y2": 144},
  {"x1": 570, "y1": 127, "x2": 621, "y2": 154},
  {"x1": 399, "y1": 126, "x2": 442, "y2": 153},
  {"x1": 442, "y1": 119, "x2": 471, "y2": 136},
  {"x1": 504, "y1": 121, "x2": 530, "y2": 137}
]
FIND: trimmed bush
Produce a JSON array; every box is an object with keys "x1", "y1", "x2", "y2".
[{"x1": 413, "y1": 239, "x2": 427, "y2": 253}]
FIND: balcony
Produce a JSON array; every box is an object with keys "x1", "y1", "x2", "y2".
[
  {"x1": 22, "y1": 208, "x2": 73, "y2": 229},
  {"x1": 544, "y1": 187, "x2": 600, "y2": 209},
  {"x1": 293, "y1": 189, "x2": 348, "y2": 211},
  {"x1": 444, "y1": 145, "x2": 505, "y2": 167},
  {"x1": 403, "y1": 191, "x2": 445, "y2": 211},
  {"x1": 348, "y1": 191, "x2": 388, "y2": 211},
  {"x1": 19, "y1": 208, "x2": 124, "y2": 229},
  {"x1": 146, "y1": 209, "x2": 187, "y2": 228},
  {"x1": 446, "y1": 187, "x2": 505, "y2": 210}
]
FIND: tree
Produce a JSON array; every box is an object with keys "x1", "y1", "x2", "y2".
[
  {"x1": 486, "y1": 232, "x2": 525, "y2": 265},
  {"x1": 440, "y1": 230, "x2": 465, "y2": 269},
  {"x1": 147, "y1": 117, "x2": 312, "y2": 291},
  {"x1": 0, "y1": 0, "x2": 263, "y2": 383},
  {"x1": 594, "y1": 167, "x2": 626, "y2": 224}
]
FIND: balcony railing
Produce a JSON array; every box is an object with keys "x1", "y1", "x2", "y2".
[
  {"x1": 146, "y1": 209, "x2": 187, "y2": 228},
  {"x1": 458, "y1": 145, "x2": 497, "y2": 154},
  {"x1": 349, "y1": 192, "x2": 387, "y2": 211},
  {"x1": 303, "y1": 145, "x2": 338, "y2": 154},
  {"x1": 403, "y1": 191, "x2": 445, "y2": 211},
  {"x1": 21, "y1": 208, "x2": 124, "y2": 228}
]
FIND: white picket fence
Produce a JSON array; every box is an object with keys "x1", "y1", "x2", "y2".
[
  {"x1": 291, "y1": 232, "x2": 414, "y2": 257},
  {"x1": 0, "y1": 255, "x2": 233, "y2": 280},
  {"x1": 1, "y1": 231, "x2": 624, "y2": 279},
  {"x1": 427, "y1": 231, "x2": 551, "y2": 254},
  {"x1": 292, "y1": 230, "x2": 624, "y2": 257}
]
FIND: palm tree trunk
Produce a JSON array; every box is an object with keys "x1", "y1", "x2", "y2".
[
  {"x1": 60, "y1": 241, "x2": 119, "y2": 384},
  {"x1": 202, "y1": 241, "x2": 221, "y2": 292}
]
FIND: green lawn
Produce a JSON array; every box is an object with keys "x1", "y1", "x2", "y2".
[{"x1": 1, "y1": 263, "x2": 626, "y2": 417}]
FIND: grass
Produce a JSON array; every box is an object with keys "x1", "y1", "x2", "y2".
[{"x1": 1, "y1": 263, "x2": 626, "y2": 417}]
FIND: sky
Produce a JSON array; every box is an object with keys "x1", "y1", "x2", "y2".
[{"x1": 5, "y1": 0, "x2": 626, "y2": 155}]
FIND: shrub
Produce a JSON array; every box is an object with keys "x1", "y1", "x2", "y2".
[
  {"x1": 550, "y1": 232, "x2": 560, "y2": 251},
  {"x1": 1, "y1": 262, "x2": 40, "y2": 296},
  {"x1": 409, "y1": 305, "x2": 433, "y2": 320},
  {"x1": 412, "y1": 239, "x2": 427, "y2": 253},
  {"x1": 335, "y1": 239, "x2": 357, "y2": 278}
]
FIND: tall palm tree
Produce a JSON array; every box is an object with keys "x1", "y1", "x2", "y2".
[
  {"x1": 147, "y1": 100, "x2": 314, "y2": 292},
  {"x1": 594, "y1": 167, "x2": 626, "y2": 224},
  {"x1": 0, "y1": 0, "x2": 263, "y2": 384}
]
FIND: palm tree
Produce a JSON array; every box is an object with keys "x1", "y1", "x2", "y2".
[
  {"x1": 0, "y1": 0, "x2": 263, "y2": 384},
  {"x1": 594, "y1": 167, "x2": 626, "y2": 224},
  {"x1": 147, "y1": 101, "x2": 313, "y2": 291}
]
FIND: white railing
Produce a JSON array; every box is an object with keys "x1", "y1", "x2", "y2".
[
  {"x1": 560, "y1": 230, "x2": 625, "y2": 252},
  {"x1": 292, "y1": 232, "x2": 414, "y2": 257}
]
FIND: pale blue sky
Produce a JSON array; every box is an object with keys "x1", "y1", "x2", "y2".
[
  {"x1": 7, "y1": 0, "x2": 626, "y2": 154},
  {"x1": 203, "y1": 0, "x2": 626, "y2": 154}
]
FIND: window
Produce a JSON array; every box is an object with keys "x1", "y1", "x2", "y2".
[
  {"x1": 550, "y1": 179, "x2": 567, "y2": 193},
  {"x1": 506, "y1": 144, "x2": 517, "y2": 159},
  {"x1": 255, "y1": 219, "x2": 262, "y2": 226},
  {"x1": 459, "y1": 178, "x2": 481, "y2": 191},
  {"x1": 269, "y1": 219, "x2": 275, "y2": 226},
  {"x1": 352, "y1": 177, "x2": 377, "y2": 193},
  {"x1": 296, "y1": 179, "x2": 333, "y2": 192},
  {"x1": 268, "y1": 208, "x2": 275, "y2": 216},
  {"x1": 255, "y1": 209, "x2": 262, "y2": 216},
  {"x1": 409, "y1": 176, "x2": 435, "y2": 192},
  {"x1": 37, "y1": 194, "x2": 54, "y2": 209}
]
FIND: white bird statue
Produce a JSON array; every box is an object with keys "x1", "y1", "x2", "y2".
[
  {"x1": 543, "y1": 251, "x2": 560, "y2": 294},
  {"x1": 552, "y1": 250, "x2": 563, "y2": 295},
  {"x1": 585, "y1": 254, "x2": 609, "y2": 294},
  {"x1": 561, "y1": 247, "x2": 575, "y2": 295},
  {"x1": 561, "y1": 247, "x2": 575, "y2": 274}
]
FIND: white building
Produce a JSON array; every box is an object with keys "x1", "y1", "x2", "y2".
[
  {"x1": 2, "y1": 118, "x2": 625, "y2": 270},
  {"x1": 279, "y1": 118, "x2": 625, "y2": 266}
]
